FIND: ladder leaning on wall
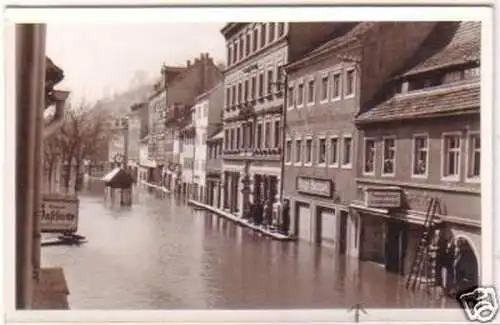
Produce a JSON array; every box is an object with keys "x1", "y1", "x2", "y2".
[{"x1": 405, "y1": 196, "x2": 443, "y2": 293}]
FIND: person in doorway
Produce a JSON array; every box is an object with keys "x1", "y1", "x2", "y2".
[
  {"x1": 281, "y1": 199, "x2": 290, "y2": 235},
  {"x1": 263, "y1": 200, "x2": 273, "y2": 229}
]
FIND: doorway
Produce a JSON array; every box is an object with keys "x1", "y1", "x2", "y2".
[{"x1": 339, "y1": 210, "x2": 348, "y2": 255}]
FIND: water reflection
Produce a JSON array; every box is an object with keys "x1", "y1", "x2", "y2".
[{"x1": 41, "y1": 182, "x2": 459, "y2": 309}]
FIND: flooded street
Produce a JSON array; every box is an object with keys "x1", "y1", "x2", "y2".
[{"x1": 41, "y1": 181, "x2": 459, "y2": 309}]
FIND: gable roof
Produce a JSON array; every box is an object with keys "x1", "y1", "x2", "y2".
[{"x1": 356, "y1": 83, "x2": 479, "y2": 124}]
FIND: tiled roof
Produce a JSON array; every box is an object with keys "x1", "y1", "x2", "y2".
[
  {"x1": 399, "y1": 21, "x2": 480, "y2": 77},
  {"x1": 356, "y1": 83, "x2": 479, "y2": 123},
  {"x1": 307, "y1": 22, "x2": 375, "y2": 55}
]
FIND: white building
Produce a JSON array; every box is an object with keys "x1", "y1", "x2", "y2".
[{"x1": 192, "y1": 83, "x2": 224, "y2": 203}]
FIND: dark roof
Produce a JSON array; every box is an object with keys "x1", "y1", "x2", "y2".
[
  {"x1": 398, "y1": 21, "x2": 480, "y2": 78},
  {"x1": 356, "y1": 83, "x2": 479, "y2": 124},
  {"x1": 286, "y1": 22, "x2": 374, "y2": 71}
]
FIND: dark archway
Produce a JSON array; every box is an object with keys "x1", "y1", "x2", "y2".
[{"x1": 454, "y1": 237, "x2": 479, "y2": 293}]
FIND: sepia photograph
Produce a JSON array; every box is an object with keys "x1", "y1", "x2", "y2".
[{"x1": 5, "y1": 3, "x2": 496, "y2": 324}]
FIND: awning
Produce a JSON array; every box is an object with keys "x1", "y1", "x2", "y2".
[
  {"x1": 101, "y1": 168, "x2": 134, "y2": 188},
  {"x1": 350, "y1": 201, "x2": 427, "y2": 226},
  {"x1": 349, "y1": 202, "x2": 389, "y2": 216}
]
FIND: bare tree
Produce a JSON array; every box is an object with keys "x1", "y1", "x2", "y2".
[{"x1": 47, "y1": 101, "x2": 114, "y2": 192}]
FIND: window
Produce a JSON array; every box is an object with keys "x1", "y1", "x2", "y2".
[
  {"x1": 260, "y1": 24, "x2": 267, "y2": 48},
  {"x1": 244, "y1": 80, "x2": 249, "y2": 101},
  {"x1": 278, "y1": 23, "x2": 285, "y2": 37},
  {"x1": 276, "y1": 66, "x2": 283, "y2": 92},
  {"x1": 320, "y1": 75, "x2": 328, "y2": 101},
  {"x1": 332, "y1": 72, "x2": 341, "y2": 99},
  {"x1": 258, "y1": 73, "x2": 264, "y2": 98},
  {"x1": 274, "y1": 120, "x2": 280, "y2": 147},
  {"x1": 269, "y1": 22, "x2": 276, "y2": 42},
  {"x1": 236, "y1": 126, "x2": 241, "y2": 149},
  {"x1": 297, "y1": 83, "x2": 304, "y2": 106},
  {"x1": 285, "y1": 139, "x2": 292, "y2": 163},
  {"x1": 231, "y1": 85, "x2": 236, "y2": 106},
  {"x1": 239, "y1": 36, "x2": 244, "y2": 60},
  {"x1": 248, "y1": 121, "x2": 254, "y2": 148},
  {"x1": 251, "y1": 76, "x2": 256, "y2": 100},
  {"x1": 256, "y1": 123, "x2": 262, "y2": 148},
  {"x1": 224, "y1": 130, "x2": 229, "y2": 149},
  {"x1": 245, "y1": 33, "x2": 251, "y2": 56},
  {"x1": 318, "y1": 138, "x2": 326, "y2": 164},
  {"x1": 382, "y1": 137, "x2": 396, "y2": 176},
  {"x1": 227, "y1": 47, "x2": 232, "y2": 66},
  {"x1": 346, "y1": 69, "x2": 355, "y2": 96},
  {"x1": 329, "y1": 137, "x2": 338, "y2": 166},
  {"x1": 467, "y1": 133, "x2": 480, "y2": 179},
  {"x1": 295, "y1": 139, "x2": 302, "y2": 163},
  {"x1": 230, "y1": 128, "x2": 235, "y2": 149},
  {"x1": 232, "y1": 41, "x2": 237, "y2": 63},
  {"x1": 305, "y1": 138, "x2": 312, "y2": 164},
  {"x1": 287, "y1": 85, "x2": 294, "y2": 107},
  {"x1": 237, "y1": 83, "x2": 242, "y2": 104},
  {"x1": 307, "y1": 79, "x2": 315, "y2": 104},
  {"x1": 342, "y1": 136, "x2": 352, "y2": 167},
  {"x1": 265, "y1": 121, "x2": 271, "y2": 148},
  {"x1": 412, "y1": 135, "x2": 428, "y2": 176},
  {"x1": 252, "y1": 29, "x2": 258, "y2": 52},
  {"x1": 225, "y1": 88, "x2": 231, "y2": 108},
  {"x1": 267, "y1": 70, "x2": 274, "y2": 95},
  {"x1": 442, "y1": 133, "x2": 461, "y2": 179},
  {"x1": 364, "y1": 138, "x2": 376, "y2": 174}
]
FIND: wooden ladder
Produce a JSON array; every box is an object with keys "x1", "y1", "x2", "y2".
[{"x1": 405, "y1": 197, "x2": 442, "y2": 292}]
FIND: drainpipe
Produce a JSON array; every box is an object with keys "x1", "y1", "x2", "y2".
[
  {"x1": 16, "y1": 23, "x2": 46, "y2": 309},
  {"x1": 279, "y1": 71, "x2": 288, "y2": 205}
]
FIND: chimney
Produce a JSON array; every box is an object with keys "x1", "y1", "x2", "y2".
[{"x1": 186, "y1": 60, "x2": 191, "y2": 68}]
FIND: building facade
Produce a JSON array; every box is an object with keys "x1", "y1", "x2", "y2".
[
  {"x1": 283, "y1": 22, "x2": 440, "y2": 255},
  {"x1": 353, "y1": 22, "x2": 481, "y2": 288},
  {"x1": 192, "y1": 82, "x2": 225, "y2": 202},
  {"x1": 206, "y1": 128, "x2": 224, "y2": 208},
  {"x1": 220, "y1": 22, "x2": 344, "y2": 217}
]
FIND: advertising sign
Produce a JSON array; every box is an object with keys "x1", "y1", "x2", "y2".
[
  {"x1": 364, "y1": 187, "x2": 401, "y2": 208},
  {"x1": 296, "y1": 176, "x2": 333, "y2": 198},
  {"x1": 40, "y1": 194, "x2": 79, "y2": 233}
]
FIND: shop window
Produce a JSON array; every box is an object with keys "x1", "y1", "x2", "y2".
[
  {"x1": 442, "y1": 133, "x2": 461, "y2": 180},
  {"x1": 363, "y1": 138, "x2": 376, "y2": 174},
  {"x1": 412, "y1": 135, "x2": 428, "y2": 177},
  {"x1": 382, "y1": 137, "x2": 396, "y2": 176},
  {"x1": 467, "y1": 132, "x2": 480, "y2": 180}
]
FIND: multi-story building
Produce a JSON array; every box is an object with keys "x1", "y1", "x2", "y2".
[
  {"x1": 179, "y1": 113, "x2": 195, "y2": 198},
  {"x1": 192, "y1": 82, "x2": 225, "y2": 202},
  {"x1": 353, "y1": 22, "x2": 480, "y2": 286},
  {"x1": 205, "y1": 127, "x2": 224, "y2": 208},
  {"x1": 108, "y1": 117, "x2": 129, "y2": 167},
  {"x1": 148, "y1": 54, "x2": 223, "y2": 187},
  {"x1": 126, "y1": 102, "x2": 144, "y2": 179},
  {"x1": 220, "y1": 22, "x2": 346, "y2": 217},
  {"x1": 283, "y1": 22, "x2": 438, "y2": 253}
]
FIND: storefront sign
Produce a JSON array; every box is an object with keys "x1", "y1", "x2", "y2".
[
  {"x1": 296, "y1": 177, "x2": 333, "y2": 198},
  {"x1": 365, "y1": 187, "x2": 401, "y2": 208},
  {"x1": 40, "y1": 194, "x2": 79, "y2": 233}
]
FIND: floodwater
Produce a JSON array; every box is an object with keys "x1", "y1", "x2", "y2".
[{"x1": 41, "y1": 180, "x2": 459, "y2": 309}]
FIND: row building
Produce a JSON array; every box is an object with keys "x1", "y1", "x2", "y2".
[{"x1": 282, "y1": 21, "x2": 480, "y2": 286}]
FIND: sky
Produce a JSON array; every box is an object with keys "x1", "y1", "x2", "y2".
[{"x1": 46, "y1": 23, "x2": 226, "y2": 105}]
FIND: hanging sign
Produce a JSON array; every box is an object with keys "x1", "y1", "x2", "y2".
[{"x1": 40, "y1": 194, "x2": 80, "y2": 233}]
